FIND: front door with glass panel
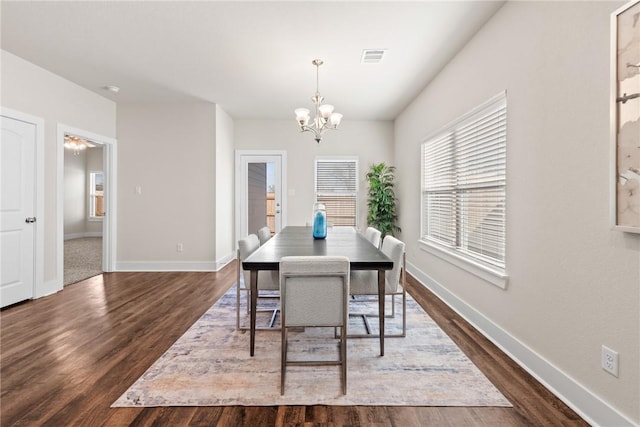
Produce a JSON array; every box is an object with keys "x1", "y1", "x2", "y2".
[{"x1": 237, "y1": 152, "x2": 285, "y2": 240}]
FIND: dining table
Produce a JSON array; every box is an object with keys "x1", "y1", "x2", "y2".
[{"x1": 242, "y1": 225, "x2": 394, "y2": 357}]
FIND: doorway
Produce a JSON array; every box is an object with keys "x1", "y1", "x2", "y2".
[
  {"x1": 236, "y1": 150, "x2": 287, "y2": 242},
  {"x1": 57, "y1": 124, "x2": 117, "y2": 287},
  {"x1": 63, "y1": 137, "x2": 104, "y2": 285}
]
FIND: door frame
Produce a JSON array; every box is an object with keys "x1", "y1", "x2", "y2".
[
  {"x1": 1, "y1": 107, "x2": 45, "y2": 299},
  {"x1": 235, "y1": 150, "x2": 287, "y2": 245},
  {"x1": 57, "y1": 124, "x2": 117, "y2": 283}
]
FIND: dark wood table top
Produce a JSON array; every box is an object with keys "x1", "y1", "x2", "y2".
[{"x1": 242, "y1": 226, "x2": 393, "y2": 271}]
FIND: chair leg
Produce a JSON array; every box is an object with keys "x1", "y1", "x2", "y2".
[
  {"x1": 401, "y1": 286, "x2": 406, "y2": 337},
  {"x1": 236, "y1": 251, "x2": 241, "y2": 329},
  {"x1": 391, "y1": 294, "x2": 396, "y2": 317},
  {"x1": 269, "y1": 308, "x2": 280, "y2": 328},
  {"x1": 341, "y1": 325, "x2": 347, "y2": 395},
  {"x1": 346, "y1": 291, "x2": 406, "y2": 338},
  {"x1": 236, "y1": 285, "x2": 241, "y2": 329},
  {"x1": 281, "y1": 326, "x2": 287, "y2": 395}
]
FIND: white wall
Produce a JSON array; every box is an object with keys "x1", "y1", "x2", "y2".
[
  {"x1": 116, "y1": 103, "x2": 217, "y2": 270},
  {"x1": 235, "y1": 120, "x2": 394, "y2": 229},
  {"x1": 394, "y1": 1, "x2": 639, "y2": 425},
  {"x1": 1, "y1": 50, "x2": 116, "y2": 289},
  {"x1": 63, "y1": 147, "x2": 104, "y2": 239},
  {"x1": 85, "y1": 147, "x2": 104, "y2": 235},
  {"x1": 63, "y1": 150, "x2": 87, "y2": 238},
  {"x1": 215, "y1": 105, "x2": 235, "y2": 267}
]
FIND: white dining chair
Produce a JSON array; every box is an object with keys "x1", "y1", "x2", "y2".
[
  {"x1": 257, "y1": 226, "x2": 272, "y2": 246},
  {"x1": 279, "y1": 255, "x2": 350, "y2": 395},
  {"x1": 349, "y1": 235, "x2": 406, "y2": 338},
  {"x1": 236, "y1": 234, "x2": 280, "y2": 330},
  {"x1": 363, "y1": 226, "x2": 382, "y2": 248}
]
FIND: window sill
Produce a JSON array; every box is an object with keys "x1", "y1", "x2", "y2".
[{"x1": 418, "y1": 239, "x2": 508, "y2": 289}]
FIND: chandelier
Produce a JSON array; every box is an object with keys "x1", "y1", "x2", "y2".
[
  {"x1": 294, "y1": 59, "x2": 343, "y2": 143},
  {"x1": 64, "y1": 135, "x2": 88, "y2": 156}
]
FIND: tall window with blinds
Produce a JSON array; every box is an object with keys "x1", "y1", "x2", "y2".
[
  {"x1": 315, "y1": 158, "x2": 358, "y2": 227},
  {"x1": 421, "y1": 92, "x2": 507, "y2": 273}
]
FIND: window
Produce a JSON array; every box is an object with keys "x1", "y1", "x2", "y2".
[
  {"x1": 315, "y1": 158, "x2": 358, "y2": 227},
  {"x1": 421, "y1": 92, "x2": 507, "y2": 276},
  {"x1": 89, "y1": 171, "x2": 104, "y2": 219}
]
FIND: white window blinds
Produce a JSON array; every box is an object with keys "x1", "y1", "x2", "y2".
[
  {"x1": 421, "y1": 92, "x2": 507, "y2": 270},
  {"x1": 315, "y1": 159, "x2": 358, "y2": 227}
]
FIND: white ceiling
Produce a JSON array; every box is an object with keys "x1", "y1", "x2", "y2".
[{"x1": 1, "y1": 1, "x2": 504, "y2": 121}]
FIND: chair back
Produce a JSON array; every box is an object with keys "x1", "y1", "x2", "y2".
[
  {"x1": 280, "y1": 256, "x2": 350, "y2": 327},
  {"x1": 238, "y1": 234, "x2": 260, "y2": 286},
  {"x1": 257, "y1": 226, "x2": 272, "y2": 245},
  {"x1": 237, "y1": 233, "x2": 279, "y2": 291},
  {"x1": 381, "y1": 236, "x2": 405, "y2": 292},
  {"x1": 364, "y1": 227, "x2": 382, "y2": 248}
]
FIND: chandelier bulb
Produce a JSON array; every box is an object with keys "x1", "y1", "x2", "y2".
[{"x1": 294, "y1": 59, "x2": 342, "y2": 143}]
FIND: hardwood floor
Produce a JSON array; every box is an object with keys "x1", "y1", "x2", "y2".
[{"x1": 0, "y1": 263, "x2": 588, "y2": 426}]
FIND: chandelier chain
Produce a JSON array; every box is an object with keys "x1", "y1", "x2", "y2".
[{"x1": 294, "y1": 59, "x2": 342, "y2": 143}]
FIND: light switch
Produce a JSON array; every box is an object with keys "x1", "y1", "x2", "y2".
[
  {"x1": 135, "y1": 185, "x2": 142, "y2": 195},
  {"x1": 288, "y1": 189, "x2": 295, "y2": 197}
]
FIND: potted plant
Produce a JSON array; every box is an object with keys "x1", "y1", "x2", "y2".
[{"x1": 366, "y1": 162, "x2": 401, "y2": 238}]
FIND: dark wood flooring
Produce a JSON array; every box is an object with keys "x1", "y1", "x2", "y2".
[{"x1": 1, "y1": 263, "x2": 588, "y2": 426}]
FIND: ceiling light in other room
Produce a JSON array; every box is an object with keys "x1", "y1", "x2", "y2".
[
  {"x1": 294, "y1": 59, "x2": 343, "y2": 144},
  {"x1": 361, "y1": 49, "x2": 386, "y2": 64},
  {"x1": 64, "y1": 134, "x2": 88, "y2": 155},
  {"x1": 104, "y1": 85, "x2": 120, "y2": 93}
]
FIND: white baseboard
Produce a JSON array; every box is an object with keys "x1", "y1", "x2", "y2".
[
  {"x1": 117, "y1": 254, "x2": 235, "y2": 273},
  {"x1": 215, "y1": 252, "x2": 235, "y2": 271},
  {"x1": 64, "y1": 232, "x2": 103, "y2": 240},
  {"x1": 116, "y1": 261, "x2": 219, "y2": 272},
  {"x1": 407, "y1": 261, "x2": 637, "y2": 427},
  {"x1": 35, "y1": 278, "x2": 62, "y2": 299}
]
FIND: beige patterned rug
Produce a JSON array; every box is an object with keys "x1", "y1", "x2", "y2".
[{"x1": 112, "y1": 286, "x2": 511, "y2": 407}]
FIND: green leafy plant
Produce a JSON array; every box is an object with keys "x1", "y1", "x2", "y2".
[{"x1": 366, "y1": 162, "x2": 401, "y2": 238}]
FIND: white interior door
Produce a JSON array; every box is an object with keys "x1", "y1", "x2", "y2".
[
  {"x1": 236, "y1": 151, "x2": 286, "y2": 240},
  {"x1": 1, "y1": 116, "x2": 36, "y2": 307}
]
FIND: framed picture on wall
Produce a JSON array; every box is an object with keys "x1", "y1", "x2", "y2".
[{"x1": 611, "y1": 0, "x2": 640, "y2": 233}]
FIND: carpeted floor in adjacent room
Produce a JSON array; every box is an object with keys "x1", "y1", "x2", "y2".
[{"x1": 64, "y1": 237, "x2": 102, "y2": 286}]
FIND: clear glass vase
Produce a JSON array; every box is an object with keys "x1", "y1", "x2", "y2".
[{"x1": 312, "y1": 203, "x2": 327, "y2": 239}]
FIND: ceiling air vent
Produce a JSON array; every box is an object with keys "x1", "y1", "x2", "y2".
[{"x1": 361, "y1": 49, "x2": 386, "y2": 64}]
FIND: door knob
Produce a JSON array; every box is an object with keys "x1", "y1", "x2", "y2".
[{"x1": 25, "y1": 217, "x2": 36, "y2": 223}]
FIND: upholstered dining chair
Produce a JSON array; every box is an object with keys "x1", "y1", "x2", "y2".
[
  {"x1": 279, "y1": 256, "x2": 350, "y2": 395},
  {"x1": 349, "y1": 235, "x2": 406, "y2": 338},
  {"x1": 257, "y1": 226, "x2": 272, "y2": 246},
  {"x1": 363, "y1": 226, "x2": 382, "y2": 249},
  {"x1": 236, "y1": 234, "x2": 280, "y2": 330}
]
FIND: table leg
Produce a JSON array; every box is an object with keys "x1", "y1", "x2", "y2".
[
  {"x1": 250, "y1": 270, "x2": 258, "y2": 356},
  {"x1": 378, "y1": 269, "x2": 385, "y2": 356}
]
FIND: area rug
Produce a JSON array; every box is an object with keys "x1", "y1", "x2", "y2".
[{"x1": 112, "y1": 285, "x2": 511, "y2": 407}]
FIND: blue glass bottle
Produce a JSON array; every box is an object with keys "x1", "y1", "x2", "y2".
[{"x1": 312, "y1": 203, "x2": 327, "y2": 239}]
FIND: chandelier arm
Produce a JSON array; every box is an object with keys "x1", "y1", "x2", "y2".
[
  {"x1": 294, "y1": 58, "x2": 339, "y2": 143},
  {"x1": 300, "y1": 125, "x2": 323, "y2": 137}
]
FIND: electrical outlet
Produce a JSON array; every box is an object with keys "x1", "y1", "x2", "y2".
[
  {"x1": 601, "y1": 345, "x2": 619, "y2": 377},
  {"x1": 176, "y1": 243, "x2": 184, "y2": 253}
]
